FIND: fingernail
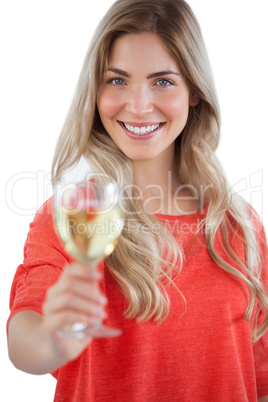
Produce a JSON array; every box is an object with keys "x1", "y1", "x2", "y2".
[
  {"x1": 97, "y1": 295, "x2": 108, "y2": 305},
  {"x1": 87, "y1": 316, "x2": 101, "y2": 325},
  {"x1": 97, "y1": 309, "x2": 107, "y2": 319},
  {"x1": 89, "y1": 271, "x2": 101, "y2": 279}
]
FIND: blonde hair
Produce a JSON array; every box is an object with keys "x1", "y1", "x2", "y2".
[{"x1": 52, "y1": 0, "x2": 268, "y2": 341}]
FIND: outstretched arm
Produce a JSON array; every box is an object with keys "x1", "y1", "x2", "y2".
[{"x1": 8, "y1": 263, "x2": 107, "y2": 374}]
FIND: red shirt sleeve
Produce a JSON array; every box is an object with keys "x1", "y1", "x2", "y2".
[{"x1": 7, "y1": 197, "x2": 70, "y2": 332}]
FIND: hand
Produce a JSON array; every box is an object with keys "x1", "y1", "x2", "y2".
[{"x1": 42, "y1": 263, "x2": 107, "y2": 365}]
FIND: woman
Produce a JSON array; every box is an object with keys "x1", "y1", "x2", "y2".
[{"x1": 7, "y1": 0, "x2": 268, "y2": 400}]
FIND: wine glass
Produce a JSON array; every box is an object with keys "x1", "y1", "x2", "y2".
[{"x1": 53, "y1": 167, "x2": 124, "y2": 339}]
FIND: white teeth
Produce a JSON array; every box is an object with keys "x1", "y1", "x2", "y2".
[{"x1": 123, "y1": 123, "x2": 161, "y2": 135}]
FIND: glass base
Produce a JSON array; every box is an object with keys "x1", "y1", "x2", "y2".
[{"x1": 57, "y1": 322, "x2": 122, "y2": 339}]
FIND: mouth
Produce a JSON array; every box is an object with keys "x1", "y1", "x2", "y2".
[{"x1": 118, "y1": 121, "x2": 165, "y2": 136}]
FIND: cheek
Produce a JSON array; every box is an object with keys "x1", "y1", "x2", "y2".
[
  {"x1": 162, "y1": 92, "x2": 190, "y2": 121},
  {"x1": 97, "y1": 89, "x2": 122, "y2": 119}
]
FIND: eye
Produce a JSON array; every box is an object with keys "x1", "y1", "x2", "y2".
[
  {"x1": 107, "y1": 77, "x2": 126, "y2": 86},
  {"x1": 155, "y1": 79, "x2": 174, "y2": 87}
]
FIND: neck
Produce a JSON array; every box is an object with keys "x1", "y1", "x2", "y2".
[
  {"x1": 132, "y1": 159, "x2": 179, "y2": 191},
  {"x1": 131, "y1": 157, "x2": 182, "y2": 215},
  {"x1": 131, "y1": 155, "x2": 201, "y2": 216}
]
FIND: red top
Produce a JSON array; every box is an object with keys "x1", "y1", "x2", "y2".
[{"x1": 7, "y1": 198, "x2": 268, "y2": 401}]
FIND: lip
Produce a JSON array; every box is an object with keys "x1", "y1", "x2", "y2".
[
  {"x1": 118, "y1": 121, "x2": 165, "y2": 140},
  {"x1": 121, "y1": 121, "x2": 164, "y2": 128}
]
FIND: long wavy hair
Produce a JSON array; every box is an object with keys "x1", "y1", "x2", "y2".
[{"x1": 52, "y1": 0, "x2": 268, "y2": 341}]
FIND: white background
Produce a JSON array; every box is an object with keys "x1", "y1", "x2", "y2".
[{"x1": 1, "y1": 1, "x2": 267, "y2": 400}]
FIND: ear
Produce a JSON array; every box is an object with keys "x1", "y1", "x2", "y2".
[{"x1": 189, "y1": 93, "x2": 200, "y2": 107}]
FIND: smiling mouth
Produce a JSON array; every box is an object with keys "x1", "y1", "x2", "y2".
[{"x1": 119, "y1": 121, "x2": 165, "y2": 135}]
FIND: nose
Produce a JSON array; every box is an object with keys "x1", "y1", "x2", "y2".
[{"x1": 125, "y1": 85, "x2": 154, "y2": 117}]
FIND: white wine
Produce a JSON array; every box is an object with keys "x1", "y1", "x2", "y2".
[
  {"x1": 53, "y1": 178, "x2": 124, "y2": 338},
  {"x1": 54, "y1": 205, "x2": 124, "y2": 263}
]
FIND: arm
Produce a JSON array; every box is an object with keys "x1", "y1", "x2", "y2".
[
  {"x1": 8, "y1": 310, "x2": 75, "y2": 374},
  {"x1": 8, "y1": 264, "x2": 107, "y2": 374},
  {"x1": 258, "y1": 397, "x2": 268, "y2": 402}
]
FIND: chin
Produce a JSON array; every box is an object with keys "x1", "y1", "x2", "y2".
[{"x1": 126, "y1": 153, "x2": 157, "y2": 162}]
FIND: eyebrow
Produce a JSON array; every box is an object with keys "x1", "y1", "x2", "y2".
[{"x1": 107, "y1": 67, "x2": 180, "y2": 79}]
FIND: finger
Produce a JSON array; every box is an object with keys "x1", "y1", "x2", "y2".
[
  {"x1": 47, "y1": 275, "x2": 107, "y2": 305},
  {"x1": 63, "y1": 263, "x2": 102, "y2": 281},
  {"x1": 45, "y1": 310, "x2": 103, "y2": 334},
  {"x1": 62, "y1": 279, "x2": 107, "y2": 304},
  {"x1": 44, "y1": 293, "x2": 107, "y2": 319}
]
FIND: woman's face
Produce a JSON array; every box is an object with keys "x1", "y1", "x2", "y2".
[{"x1": 97, "y1": 32, "x2": 198, "y2": 163}]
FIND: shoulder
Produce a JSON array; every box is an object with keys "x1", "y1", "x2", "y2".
[
  {"x1": 27, "y1": 196, "x2": 68, "y2": 259},
  {"x1": 32, "y1": 196, "x2": 55, "y2": 236},
  {"x1": 225, "y1": 199, "x2": 268, "y2": 275},
  {"x1": 33, "y1": 196, "x2": 53, "y2": 223},
  {"x1": 225, "y1": 199, "x2": 265, "y2": 238}
]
